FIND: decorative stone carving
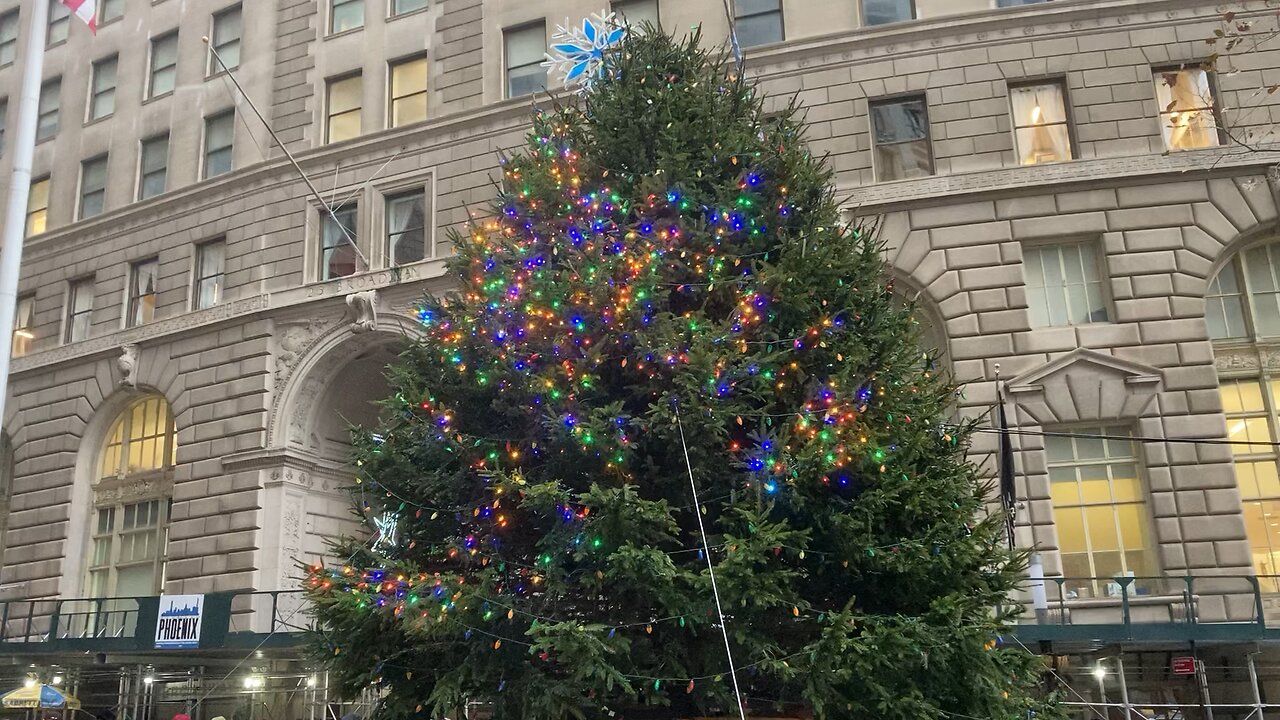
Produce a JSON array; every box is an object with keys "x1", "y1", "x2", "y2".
[
  {"x1": 274, "y1": 320, "x2": 333, "y2": 389},
  {"x1": 346, "y1": 290, "x2": 379, "y2": 333},
  {"x1": 118, "y1": 344, "x2": 139, "y2": 388},
  {"x1": 1005, "y1": 348, "x2": 1163, "y2": 425}
]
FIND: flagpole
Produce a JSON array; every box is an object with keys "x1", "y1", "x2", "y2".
[{"x1": 0, "y1": 0, "x2": 49, "y2": 431}]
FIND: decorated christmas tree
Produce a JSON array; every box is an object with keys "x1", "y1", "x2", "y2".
[{"x1": 305, "y1": 21, "x2": 1059, "y2": 720}]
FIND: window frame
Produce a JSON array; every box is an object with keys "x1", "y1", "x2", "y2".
[
  {"x1": 380, "y1": 175, "x2": 435, "y2": 268},
  {"x1": 26, "y1": 176, "x2": 49, "y2": 238},
  {"x1": 611, "y1": 0, "x2": 660, "y2": 27},
  {"x1": 64, "y1": 276, "x2": 95, "y2": 344},
  {"x1": 78, "y1": 154, "x2": 110, "y2": 221},
  {"x1": 861, "y1": 0, "x2": 916, "y2": 26},
  {"x1": 127, "y1": 258, "x2": 161, "y2": 329},
  {"x1": 202, "y1": 110, "x2": 235, "y2": 179},
  {"x1": 325, "y1": 72, "x2": 363, "y2": 144},
  {"x1": 12, "y1": 293, "x2": 35, "y2": 358},
  {"x1": 1045, "y1": 424, "x2": 1157, "y2": 599},
  {"x1": 1151, "y1": 64, "x2": 1226, "y2": 152},
  {"x1": 37, "y1": 77, "x2": 61, "y2": 142},
  {"x1": 88, "y1": 55, "x2": 119, "y2": 123},
  {"x1": 99, "y1": 0, "x2": 126, "y2": 26},
  {"x1": 1020, "y1": 238, "x2": 1112, "y2": 328},
  {"x1": 138, "y1": 133, "x2": 171, "y2": 201},
  {"x1": 329, "y1": 0, "x2": 365, "y2": 35},
  {"x1": 868, "y1": 93, "x2": 935, "y2": 182},
  {"x1": 733, "y1": 0, "x2": 784, "y2": 48},
  {"x1": 504, "y1": 21, "x2": 547, "y2": 99},
  {"x1": 1007, "y1": 77, "x2": 1077, "y2": 166},
  {"x1": 147, "y1": 31, "x2": 180, "y2": 100},
  {"x1": 389, "y1": 0, "x2": 429, "y2": 18},
  {"x1": 0, "y1": 10, "x2": 18, "y2": 67},
  {"x1": 192, "y1": 239, "x2": 226, "y2": 311},
  {"x1": 208, "y1": 4, "x2": 243, "y2": 76},
  {"x1": 317, "y1": 202, "x2": 361, "y2": 282},
  {"x1": 47, "y1": 0, "x2": 70, "y2": 47},
  {"x1": 89, "y1": 396, "x2": 177, "y2": 600},
  {"x1": 388, "y1": 54, "x2": 429, "y2": 129}
]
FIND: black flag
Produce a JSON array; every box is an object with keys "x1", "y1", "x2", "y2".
[{"x1": 998, "y1": 388, "x2": 1016, "y2": 549}]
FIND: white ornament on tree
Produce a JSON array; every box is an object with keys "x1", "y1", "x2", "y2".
[{"x1": 541, "y1": 10, "x2": 627, "y2": 93}]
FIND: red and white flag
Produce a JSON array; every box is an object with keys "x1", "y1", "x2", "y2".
[{"x1": 60, "y1": 0, "x2": 97, "y2": 34}]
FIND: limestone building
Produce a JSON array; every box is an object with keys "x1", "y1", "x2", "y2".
[{"x1": 0, "y1": 0, "x2": 1278, "y2": 717}]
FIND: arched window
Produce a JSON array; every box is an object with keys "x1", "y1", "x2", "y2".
[
  {"x1": 1209, "y1": 239, "x2": 1280, "y2": 586},
  {"x1": 87, "y1": 396, "x2": 176, "y2": 597}
]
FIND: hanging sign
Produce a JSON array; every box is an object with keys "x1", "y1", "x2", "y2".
[{"x1": 155, "y1": 594, "x2": 204, "y2": 649}]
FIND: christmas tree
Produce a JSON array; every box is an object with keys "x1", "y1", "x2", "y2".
[{"x1": 305, "y1": 23, "x2": 1059, "y2": 720}]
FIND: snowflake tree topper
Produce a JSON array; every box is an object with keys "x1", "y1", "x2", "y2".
[{"x1": 541, "y1": 11, "x2": 627, "y2": 93}]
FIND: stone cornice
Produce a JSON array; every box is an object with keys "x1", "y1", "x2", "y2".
[{"x1": 8, "y1": 261, "x2": 453, "y2": 376}]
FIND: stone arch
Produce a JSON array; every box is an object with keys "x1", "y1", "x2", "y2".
[
  {"x1": 269, "y1": 311, "x2": 425, "y2": 454},
  {"x1": 888, "y1": 270, "x2": 951, "y2": 371}
]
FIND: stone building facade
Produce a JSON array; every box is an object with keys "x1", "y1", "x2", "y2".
[{"x1": 1, "y1": 0, "x2": 1280, "y2": 715}]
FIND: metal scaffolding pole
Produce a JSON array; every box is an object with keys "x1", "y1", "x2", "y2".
[
  {"x1": 1117, "y1": 656, "x2": 1132, "y2": 719},
  {"x1": 1250, "y1": 653, "x2": 1266, "y2": 720}
]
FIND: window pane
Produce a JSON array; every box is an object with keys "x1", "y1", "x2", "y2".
[
  {"x1": 204, "y1": 114, "x2": 234, "y2": 178},
  {"x1": 48, "y1": 1, "x2": 70, "y2": 45},
  {"x1": 387, "y1": 191, "x2": 427, "y2": 265},
  {"x1": 322, "y1": 206, "x2": 359, "y2": 280},
  {"x1": 391, "y1": 58, "x2": 428, "y2": 127},
  {"x1": 863, "y1": 0, "x2": 914, "y2": 25},
  {"x1": 0, "y1": 11, "x2": 18, "y2": 65},
  {"x1": 196, "y1": 242, "x2": 225, "y2": 309},
  {"x1": 392, "y1": 0, "x2": 428, "y2": 15},
  {"x1": 37, "y1": 79, "x2": 60, "y2": 141},
  {"x1": 101, "y1": 0, "x2": 124, "y2": 22},
  {"x1": 80, "y1": 156, "x2": 109, "y2": 219},
  {"x1": 213, "y1": 6, "x2": 242, "y2": 71},
  {"x1": 150, "y1": 35, "x2": 178, "y2": 97},
  {"x1": 12, "y1": 295, "x2": 34, "y2": 358},
  {"x1": 130, "y1": 261, "x2": 159, "y2": 327},
  {"x1": 1023, "y1": 243, "x2": 1106, "y2": 328},
  {"x1": 505, "y1": 25, "x2": 545, "y2": 68},
  {"x1": 735, "y1": 13, "x2": 783, "y2": 48},
  {"x1": 507, "y1": 64, "x2": 547, "y2": 98},
  {"x1": 140, "y1": 135, "x2": 169, "y2": 200},
  {"x1": 612, "y1": 0, "x2": 658, "y2": 27},
  {"x1": 327, "y1": 76, "x2": 362, "y2": 142},
  {"x1": 26, "y1": 178, "x2": 49, "y2": 237},
  {"x1": 331, "y1": 0, "x2": 364, "y2": 33},
  {"x1": 1154, "y1": 68, "x2": 1221, "y2": 151},
  {"x1": 91, "y1": 57, "x2": 118, "y2": 120}
]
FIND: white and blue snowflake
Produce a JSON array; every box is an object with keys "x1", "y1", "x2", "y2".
[{"x1": 541, "y1": 11, "x2": 627, "y2": 93}]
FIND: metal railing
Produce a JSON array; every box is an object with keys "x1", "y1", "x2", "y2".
[{"x1": 0, "y1": 589, "x2": 308, "y2": 647}]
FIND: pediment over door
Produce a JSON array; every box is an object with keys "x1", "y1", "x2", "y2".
[{"x1": 1005, "y1": 348, "x2": 1163, "y2": 425}]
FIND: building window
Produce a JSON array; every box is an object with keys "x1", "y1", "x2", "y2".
[
  {"x1": 65, "y1": 278, "x2": 94, "y2": 343},
  {"x1": 148, "y1": 32, "x2": 179, "y2": 99},
  {"x1": 862, "y1": 0, "x2": 914, "y2": 25},
  {"x1": 612, "y1": 0, "x2": 659, "y2": 27},
  {"x1": 505, "y1": 23, "x2": 547, "y2": 99},
  {"x1": 203, "y1": 111, "x2": 234, "y2": 179},
  {"x1": 1048, "y1": 426, "x2": 1154, "y2": 598},
  {"x1": 390, "y1": 56, "x2": 428, "y2": 128},
  {"x1": 26, "y1": 177, "x2": 49, "y2": 238},
  {"x1": 79, "y1": 155, "x2": 109, "y2": 220},
  {"x1": 139, "y1": 134, "x2": 170, "y2": 201},
  {"x1": 209, "y1": 4, "x2": 242, "y2": 74},
  {"x1": 89, "y1": 396, "x2": 176, "y2": 598},
  {"x1": 0, "y1": 10, "x2": 17, "y2": 66},
  {"x1": 1023, "y1": 242, "x2": 1109, "y2": 327},
  {"x1": 1219, "y1": 379, "x2": 1280, "y2": 583},
  {"x1": 89, "y1": 56, "x2": 118, "y2": 121},
  {"x1": 1153, "y1": 67, "x2": 1222, "y2": 151},
  {"x1": 1208, "y1": 241, "x2": 1280, "y2": 340},
  {"x1": 326, "y1": 74, "x2": 362, "y2": 143},
  {"x1": 128, "y1": 259, "x2": 160, "y2": 327},
  {"x1": 330, "y1": 0, "x2": 363, "y2": 34},
  {"x1": 100, "y1": 0, "x2": 125, "y2": 24},
  {"x1": 870, "y1": 96, "x2": 933, "y2": 181},
  {"x1": 12, "y1": 294, "x2": 34, "y2": 358},
  {"x1": 48, "y1": 1, "x2": 70, "y2": 45},
  {"x1": 391, "y1": 0, "x2": 428, "y2": 16},
  {"x1": 193, "y1": 240, "x2": 225, "y2": 310},
  {"x1": 320, "y1": 204, "x2": 359, "y2": 281},
  {"x1": 386, "y1": 187, "x2": 429, "y2": 266},
  {"x1": 1009, "y1": 81, "x2": 1073, "y2": 165},
  {"x1": 37, "y1": 78, "x2": 60, "y2": 141},
  {"x1": 734, "y1": 0, "x2": 782, "y2": 47}
]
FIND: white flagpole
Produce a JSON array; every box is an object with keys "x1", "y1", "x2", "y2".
[{"x1": 0, "y1": 0, "x2": 50, "y2": 430}]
